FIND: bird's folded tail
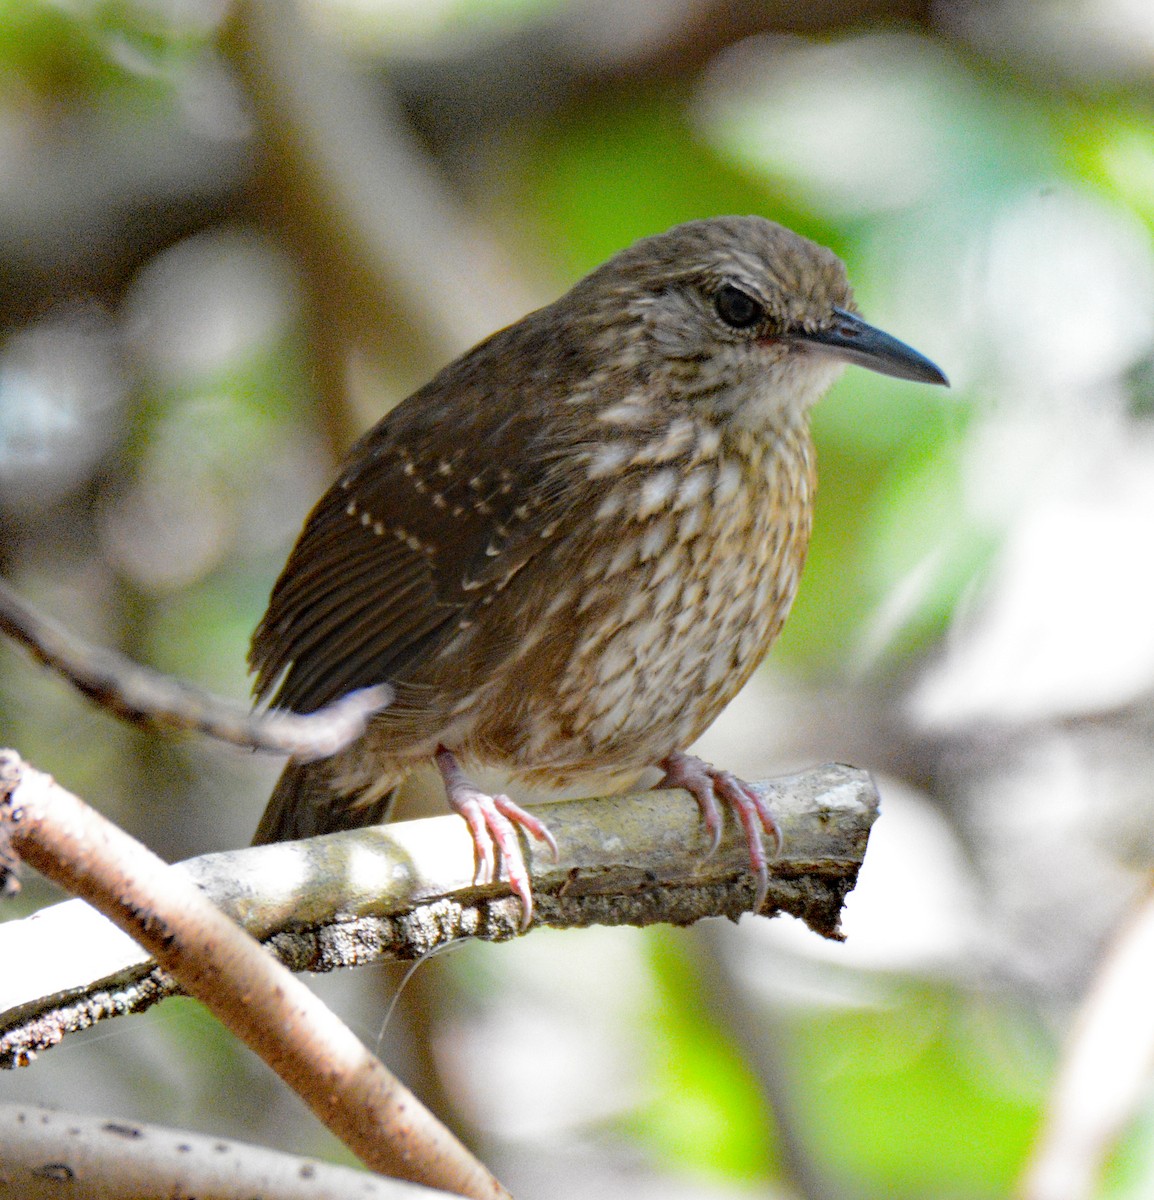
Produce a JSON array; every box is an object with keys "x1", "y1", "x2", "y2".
[{"x1": 252, "y1": 759, "x2": 398, "y2": 845}]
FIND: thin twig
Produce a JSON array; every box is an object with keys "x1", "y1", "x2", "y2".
[
  {"x1": 0, "y1": 578, "x2": 389, "y2": 760},
  {"x1": 0, "y1": 750, "x2": 510, "y2": 1199},
  {"x1": 1, "y1": 761, "x2": 878, "y2": 1066}
]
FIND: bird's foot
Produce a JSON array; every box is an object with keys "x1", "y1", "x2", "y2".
[
  {"x1": 657, "y1": 751, "x2": 782, "y2": 912},
  {"x1": 435, "y1": 747, "x2": 558, "y2": 931}
]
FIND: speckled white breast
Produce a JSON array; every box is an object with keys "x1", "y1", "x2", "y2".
[{"x1": 484, "y1": 418, "x2": 817, "y2": 780}]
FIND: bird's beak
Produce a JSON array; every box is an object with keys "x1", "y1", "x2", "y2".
[{"x1": 795, "y1": 307, "x2": 949, "y2": 386}]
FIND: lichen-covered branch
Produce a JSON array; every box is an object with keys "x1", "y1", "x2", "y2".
[
  {"x1": 0, "y1": 751, "x2": 510, "y2": 1199},
  {"x1": 1, "y1": 760, "x2": 877, "y2": 1070}
]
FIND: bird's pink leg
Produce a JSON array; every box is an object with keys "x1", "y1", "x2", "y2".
[
  {"x1": 434, "y1": 747, "x2": 558, "y2": 931},
  {"x1": 657, "y1": 750, "x2": 782, "y2": 912}
]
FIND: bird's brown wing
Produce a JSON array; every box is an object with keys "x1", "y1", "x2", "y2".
[{"x1": 249, "y1": 387, "x2": 585, "y2": 715}]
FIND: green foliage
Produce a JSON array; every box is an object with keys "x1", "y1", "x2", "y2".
[
  {"x1": 630, "y1": 929, "x2": 777, "y2": 1182},
  {"x1": 510, "y1": 89, "x2": 822, "y2": 282},
  {"x1": 783, "y1": 986, "x2": 1048, "y2": 1197},
  {"x1": 0, "y1": 0, "x2": 209, "y2": 104},
  {"x1": 630, "y1": 931, "x2": 1050, "y2": 1197},
  {"x1": 1063, "y1": 99, "x2": 1154, "y2": 230}
]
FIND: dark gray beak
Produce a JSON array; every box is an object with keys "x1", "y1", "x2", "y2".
[{"x1": 797, "y1": 307, "x2": 948, "y2": 386}]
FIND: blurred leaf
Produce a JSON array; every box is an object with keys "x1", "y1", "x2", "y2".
[
  {"x1": 628, "y1": 929, "x2": 777, "y2": 1183},
  {"x1": 1105, "y1": 1102, "x2": 1154, "y2": 1200},
  {"x1": 782, "y1": 984, "x2": 1047, "y2": 1197},
  {"x1": 124, "y1": 334, "x2": 324, "y2": 690},
  {"x1": 859, "y1": 427, "x2": 996, "y2": 665},
  {"x1": 0, "y1": 0, "x2": 211, "y2": 103},
  {"x1": 508, "y1": 88, "x2": 822, "y2": 283},
  {"x1": 774, "y1": 379, "x2": 981, "y2": 671},
  {"x1": 1064, "y1": 100, "x2": 1154, "y2": 232}
]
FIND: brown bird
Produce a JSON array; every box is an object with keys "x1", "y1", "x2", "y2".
[{"x1": 250, "y1": 216, "x2": 946, "y2": 925}]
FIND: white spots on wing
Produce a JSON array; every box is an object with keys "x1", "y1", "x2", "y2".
[
  {"x1": 595, "y1": 490, "x2": 625, "y2": 522},
  {"x1": 777, "y1": 560, "x2": 801, "y2": 609},
  {"x1": 484, "y1": 522, "x2": 511, "y2": 558},
  {"x1": 584, "y1": 705, "x2": 631, "y2": 746},
  {"x1": 389, "y1": 524, "x2": 435, "y2": 556},
  {"x1": 437, "y1": 460, "x2": 453, "y2": 477},
  {"x1": 576, "y1": 586, "x2": 602, "y2": 616},
  {"x1": 636, "y1": 469, "x2": 678, "y2": 521},
  {"x1": 604, "y1": 539, "x2": 636, "y2": 579},
  {"x1": 543, "y1": 585, "x2": 577, "y2": 619},
  {"x1": 631, "y1": 418, "x2": 696, "y2": 465},
  {"x1": 345, "y1": 496, "x2": 387, "y2": 539},
  {"x1": 639, "y1": 517, "x2": 673, "y2": 562},
  {"x1": 519, "y1": 618, "x2": 550, "y2": 652},
  {"x1": 585, "y1": 442, "x2": 632, "y2": 480},
  {"x1": 598, "y1": 398, "x2": 651, "y2": 427}
]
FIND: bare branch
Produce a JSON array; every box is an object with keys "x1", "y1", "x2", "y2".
[
  {"x1": 0, "y1": 578, "x2": 389, "y2": 761},
  {"x1": 0, "y1": 750, "x2": 510, "y2": 1199},
  {"x1": 1, "y1": 761, "x2": 877, "y2": 1067},
  {"x1": 0, "y1": 1103, "x2": 460, "y2": 1200}
]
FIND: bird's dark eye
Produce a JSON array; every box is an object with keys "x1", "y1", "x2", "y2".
[{"x1": 713, "y1": 285, "x2": 764, "y2": 329}]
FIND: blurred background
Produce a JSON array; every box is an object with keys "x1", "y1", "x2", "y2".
[{"x1": 3, "y1": 0, "x2": 1154, "y2": 1196}]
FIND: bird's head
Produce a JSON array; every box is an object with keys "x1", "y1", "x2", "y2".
[{"x1": 577, "y1": 215, "x2": 947, "y2": 434}]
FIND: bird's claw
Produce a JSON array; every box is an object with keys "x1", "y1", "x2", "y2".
[
  {"x1": 658, "y1": 751, "x2": 782, "y2": 912},
  {"x1": 436, "y1": 748, "x2": 556, "y2": 931}
]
